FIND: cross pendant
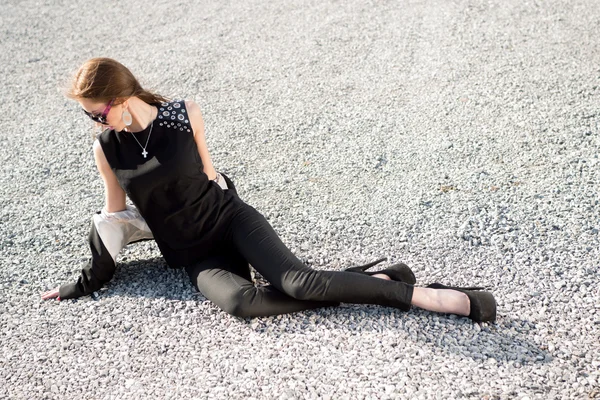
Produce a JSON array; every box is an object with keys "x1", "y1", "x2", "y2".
[{"x1": 142, "y1": 149, "x2": 148, "y2": 158}]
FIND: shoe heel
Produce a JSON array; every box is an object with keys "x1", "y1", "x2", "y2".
[
  {"x1": 427, "y1": 283, "x2": 486, "y2": 291},
  {"x1": 345, "y1": 257, "x2": 387, "y2": 273},
  {"x1": 379, "y1": 263, "x2": 416, "y2": 285},
  {"x1": 346, "y1": 258, "x2": 416, "y2": 285}
]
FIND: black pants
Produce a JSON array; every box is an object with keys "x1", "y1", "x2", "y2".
[{"x1": 185, "y1": 202, "x2": 414, "y2": 318}]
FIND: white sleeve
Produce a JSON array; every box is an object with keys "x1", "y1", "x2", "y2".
[{"x1": 93, "y1": 205, "x2": 154, "y2": 263}]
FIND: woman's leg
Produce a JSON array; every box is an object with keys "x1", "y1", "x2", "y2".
[
  {"x1": 185, "y1": 251, "x2": 339, "y2": 318},
  {"x1": 226, "y1": 204, "x2": 415, "y2": 311},
  {"x1": 226, "y1": 206, "x2": 477, "y2": 316}
]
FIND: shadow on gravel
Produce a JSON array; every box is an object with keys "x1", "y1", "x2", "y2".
[
  {"x1": 100, "y1": 258, "x2": 551, "y2": 366},
  {"x1": 403, "y1": 310, "x2": 553, "y2": 366},
  {"x1": 244, "y1": 307, "x2": 553, "y2": 367},
  {"x1": 100, "y1": 257, "x2": 195, "y2": 301}
]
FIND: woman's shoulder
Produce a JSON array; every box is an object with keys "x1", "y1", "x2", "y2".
[
  {"x1": 97, "y1": 127, "x2": 117, "y2": 144},
  {"x1": 94, "y1": 129, "x2": 119, "y2": 165},
  {"x1": 157, "y1": 99, "x2": 193, "y2": 133}
]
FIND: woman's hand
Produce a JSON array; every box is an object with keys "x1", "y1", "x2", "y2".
[{"x1": 41, "y1": 287, "x2": 61, "y2": 301}]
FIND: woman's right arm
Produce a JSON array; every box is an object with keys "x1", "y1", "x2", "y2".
[
  {"x1": 93, "y1": 140, "x2": 126, "y2": 213},
  {"x1": 41, "y1": 140, "x2": 152, "y2": 301}
]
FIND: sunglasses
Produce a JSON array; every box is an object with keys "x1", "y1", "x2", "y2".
[{"x1": 82, "y1": 98, "x2": 114, "y2": 124}]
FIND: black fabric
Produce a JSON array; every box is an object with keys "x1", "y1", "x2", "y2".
[
  {"x1": 185, "y1": 251, "x2": 338, "y2": 318},
  {"x1": 98, "y1": 100, "x2": 243, "y2": 267},
  {"x1": 59, "y1": 217, "x2": 116, "y2": 299}
]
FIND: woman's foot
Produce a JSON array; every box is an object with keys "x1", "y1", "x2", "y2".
[
  {"x1": 411, "y1": 286, "x2": 495, "y2": 322},
  {"x1": 426, "y1": 283, "x2": 496, "y2": 322},
  {"x1": 411, "y1": 287, "x2": 470, "y2": 315}
]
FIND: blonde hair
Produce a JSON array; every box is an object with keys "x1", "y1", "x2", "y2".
[{"x1": 66, "y1": 57, "x2": 169, "y2": 105}]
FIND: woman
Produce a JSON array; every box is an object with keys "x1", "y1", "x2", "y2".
[{"x1": 41, "y1": 58, "x2": 496, "y2": 322}]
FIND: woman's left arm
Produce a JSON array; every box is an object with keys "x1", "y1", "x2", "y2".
[{"x1": 186, "y1": 100, "x2": 217, "y2": 181}]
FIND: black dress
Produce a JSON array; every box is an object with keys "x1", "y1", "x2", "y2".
[{"x1": 98, "y1": 100, "x2": 244, "y2": 267}]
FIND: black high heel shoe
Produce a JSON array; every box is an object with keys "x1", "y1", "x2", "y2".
[
  {"x1": 426, "y1": 283, "x2": 497, "y2": 322},
  {"x1": 345, "y1": 257, "x2": 416, "y2": 285}
]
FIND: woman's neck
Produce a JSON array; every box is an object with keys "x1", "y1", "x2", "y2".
[{"x1": 125, "y1": 97, "x2": 157, "y2": 132}]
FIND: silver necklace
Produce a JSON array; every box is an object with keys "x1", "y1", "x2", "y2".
[{"x1": 131, "y1": 121, "x2": 154, "y2": 158}]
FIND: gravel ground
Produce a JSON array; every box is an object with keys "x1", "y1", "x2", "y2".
[{"x1": 1, "y1": 0, "x2": 599, "y2": 398}]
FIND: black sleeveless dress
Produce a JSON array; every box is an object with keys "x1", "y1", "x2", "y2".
[{"x1": 98, "y1": 100, "x2": 243, "y2": 267}]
